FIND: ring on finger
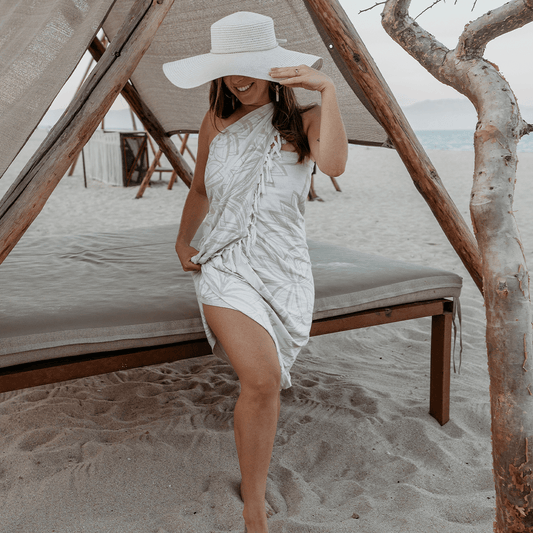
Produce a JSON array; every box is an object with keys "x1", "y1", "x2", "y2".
[{"x1": 295, "y1": 68, "x2": 299, "y2": 75}]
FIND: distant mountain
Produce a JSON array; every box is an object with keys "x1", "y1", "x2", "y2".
[
  {"x1": 40, "y1": 99, "x2": 533, "y2": 133},
  {"x1": 402, "y1": 98, "x2": 533, "y2": 131}
]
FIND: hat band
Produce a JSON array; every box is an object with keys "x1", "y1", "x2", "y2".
[{"x1": 210, "y1": 42, "x2": 279, "y2": 54}]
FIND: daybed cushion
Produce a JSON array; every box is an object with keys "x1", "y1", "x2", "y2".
[{"x1": 0, "y1": 225, "x2": 462, "y2": 368}]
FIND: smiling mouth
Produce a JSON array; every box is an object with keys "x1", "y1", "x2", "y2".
[{"x1": 236, "y1": 83, "x2": 252, "y2": 92}]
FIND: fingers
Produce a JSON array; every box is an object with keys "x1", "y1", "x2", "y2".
[
  {"x1": 269, "y1": 64, "x2": 309, "y2": 79},
  {"x1": 184, "y1": 258, "x2": 201, "y2": 272},
  {"x1": 183, "y1": 250, "x2": 201, "y2": 271},
  {"x1": 176, "y1": 243, "x2": 201, "y2": 272},
  {"x1": 270, "y1": 65, "x2": 333, "y2": 93}
]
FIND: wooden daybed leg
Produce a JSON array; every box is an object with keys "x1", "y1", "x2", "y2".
[{"x1": 429, "y1": 310, "x2": 452, "y2": 425}]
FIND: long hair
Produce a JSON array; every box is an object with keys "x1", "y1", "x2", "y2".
[{"x1": 209, "y1": 78, "x2": 315, "y2": 163}]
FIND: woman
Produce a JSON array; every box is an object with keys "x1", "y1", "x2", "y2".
[{"x1": 163, "y1": 11, "x2": 347, "y2": 533}]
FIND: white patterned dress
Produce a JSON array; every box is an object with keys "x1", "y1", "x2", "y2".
[{"x1": 191, "y1": 103, "x2": 314, "y2": 389}]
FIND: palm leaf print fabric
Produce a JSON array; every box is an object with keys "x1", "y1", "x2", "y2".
[{"x1": 191, "y1": 103, "x2": 314, "y2": 389}]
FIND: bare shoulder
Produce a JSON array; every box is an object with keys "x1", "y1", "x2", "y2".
[{"x1": 198, "y1": 109, "x2": 220, "y2": 149}]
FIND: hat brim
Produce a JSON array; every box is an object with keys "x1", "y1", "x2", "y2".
[{"x1": 163, "y1": 46, "x2": 323, "y2": 89}]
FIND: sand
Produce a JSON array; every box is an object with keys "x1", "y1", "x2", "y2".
[{"x1": 1, "y1": 130, "x2": 533, "y2": 532}]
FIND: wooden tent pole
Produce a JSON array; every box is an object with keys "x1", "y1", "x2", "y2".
[
  {"x1": 304, "y1": 0, "x2": 483, "y2": 293},
  {"x1": 330, "y1": 176, "x2": 341, "y2": 192},
  {"x1": 67, "y1": 56, "x2": 96, "y2": 177},
  {"x1": 178, "y1": 133, "x2": 188, "y2": 154},
  {"x1": 168, "y1": 133, "x2": 194, "y2": 190},
  {"x1": 136, "y1": 148, "x2": 162, "y2": 198},
  {"x1": 81, "y1": 147, "x2": 87, "y2": 189},
  {"x1": 0, "y1": 0, "x2": 175, "y2": 266},
  {"x1": 178, "y1": 133, "x2": 196, "y2": 163},
  {"x1": 87, "y1": 37, "x2": 193, "y2": 189}
]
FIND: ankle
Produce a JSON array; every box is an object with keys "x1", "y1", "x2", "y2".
[
  {"x1": 243, "y1": 498, "x2": 267, "y2": 515},
  {"x1": 243, "y1": 507, "x2": 268, "y2": 530}
]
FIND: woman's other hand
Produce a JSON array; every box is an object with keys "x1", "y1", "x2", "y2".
[
  {"x1": 269, "y1": 65, "x2": 333, "y2": 94},
  {"x1": 176, "y1": 242, "x2": 201, "y2": 272}
]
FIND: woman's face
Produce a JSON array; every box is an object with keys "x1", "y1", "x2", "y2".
[{"x1": 223, "y1": 76, "x2": 271, "y2": 108}]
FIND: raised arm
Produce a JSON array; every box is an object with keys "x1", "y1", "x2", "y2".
[
  {"x1": 270, "y1": 65, "x2": 348, "y2": 177},
  {"x1": 175, "y1": 111, "x2": 213, "y2": 271}
]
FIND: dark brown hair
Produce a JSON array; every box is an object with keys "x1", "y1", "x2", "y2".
[{"x1": 209, "y1": 78, "x2": 316, "y2": 163}]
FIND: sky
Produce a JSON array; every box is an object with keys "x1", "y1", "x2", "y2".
[
  {"x1": 341, "y1": 0, "x2": 533, "y2": 106},
  {"x1": 50, "y1": 0, "x2": 533, "y2": 110}
]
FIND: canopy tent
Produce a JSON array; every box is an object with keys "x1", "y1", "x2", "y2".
[
  {"x1": 101, "y1": 0, "x2": 389, "y2": 146},
  {"x1": 0, "y1": 0, "x2": 472, "y2": 423},
  {"x1": 0, "y1": 0, "x2": 482, "y2": 286}
]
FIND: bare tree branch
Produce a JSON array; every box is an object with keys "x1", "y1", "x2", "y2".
[
  {"x1": 520, "y1": 121, "x2": 533, "y2": 138},
  {"x1": 414, "y1": 0, "x2": 444, "y2": 20},
  {"x1": 382, "y1": 0, "x2": 452, "y2": 85},
  {"x1": 359, "y1": 1, "x2": 386, "y2": 15},
  {"x1": 457, "y1": 0, "x2": 533, "y2": 59}
]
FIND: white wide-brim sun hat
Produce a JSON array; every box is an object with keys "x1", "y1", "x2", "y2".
[{"x1": 163, "y1": 11, "x2": 323, "y2": 89}]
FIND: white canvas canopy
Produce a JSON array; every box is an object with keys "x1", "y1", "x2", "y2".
[{"x1": 0, "y1": 0, "x2": 390, "y2": 187}]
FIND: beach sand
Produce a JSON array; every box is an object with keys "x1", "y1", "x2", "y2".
[{"x1": 1, "y1": 130, "x2": 533, "y2": 532}]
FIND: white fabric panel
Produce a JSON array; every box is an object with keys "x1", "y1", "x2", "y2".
[
  {"x1": 0, "y1": 0, "x2": 117, "y2": 179},
  {"x1": 84, "y1": 130, "x2": 123, "y2": 186}
]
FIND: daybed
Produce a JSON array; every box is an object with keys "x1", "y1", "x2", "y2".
[{"x1": 0, "y1": 225, "x2": 462, "y2": 425}]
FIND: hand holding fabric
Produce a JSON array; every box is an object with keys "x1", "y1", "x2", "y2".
[{"x1": 176, "y1": 242, "x2": 201, "y2": 272}]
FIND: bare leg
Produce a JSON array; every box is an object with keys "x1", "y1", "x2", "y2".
[{"x1": 203, "y1": 305, "x2": 281, "y2": 533}]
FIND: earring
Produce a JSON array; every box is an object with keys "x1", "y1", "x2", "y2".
[{"x1": 275, "y1": 84, "x2": 279, "y2": 102}]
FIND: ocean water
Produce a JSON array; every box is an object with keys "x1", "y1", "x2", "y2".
[{"x1": 415, "y1": 129, "x2": 533, "y2": 152}]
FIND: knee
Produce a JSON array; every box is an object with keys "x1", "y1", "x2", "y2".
[{"x1": 241, "y1": 372, "x2": 280, "y2": 401}]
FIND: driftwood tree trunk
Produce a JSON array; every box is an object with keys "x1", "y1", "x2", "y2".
[{"x1": 381, "y1": 1, "x2": 533, "y2": 530}]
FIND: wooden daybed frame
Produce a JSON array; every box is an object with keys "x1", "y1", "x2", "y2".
[{"x1": 0, "y1": 298, "x2": 453, "y2": 425}]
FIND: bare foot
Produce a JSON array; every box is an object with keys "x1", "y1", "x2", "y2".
[
  {"x1": 239, "y1": 483, "x2": 275, "y2": 518},
  {"x1": 243, "y1": 512, "x2": 268, "y2": 533}
]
